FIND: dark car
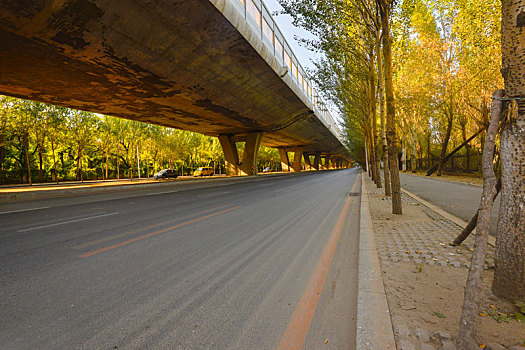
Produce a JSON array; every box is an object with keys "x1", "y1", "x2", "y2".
[{"x1": 154, "y1": 169, "x2": 178, "y2": 179}]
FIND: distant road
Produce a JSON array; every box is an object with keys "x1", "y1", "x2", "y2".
[
  {"x1": 399, "y1": 173, "x2": 501, "y2": 235},
  {"x1": 0, "y1": 169, "x2": 360, "y2": 349}
]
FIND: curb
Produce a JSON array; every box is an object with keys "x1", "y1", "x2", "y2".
[
  {"x1": 400, "y1": 187, "x2": 495, "y2": 247},
  {"x1": 0, "y1": 170, "x2": 327, "y2": 203},
  {"x1": 401, "y1": 172, "x2": 482, "y2": 188},
  {"x1": 356, "y1": 172, "x2": 396, "y2": 349}
]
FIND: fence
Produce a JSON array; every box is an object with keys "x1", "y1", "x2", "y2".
[{"x1": 404, "y1": 153, "x2": 483, "y2": 174}]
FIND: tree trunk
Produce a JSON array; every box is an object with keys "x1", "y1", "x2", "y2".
[
  {"x1": 76, "y1": 146, "x2": 82, "y2": 181},
  {"x1": 367, "y1": 128, "x2": 375, "y2": 180},
  {"x1": 493, "y1": 0, "x2": 525, "y2": 300},
  {"x1": 369, "y1": 44, "x2": 382, "y2": 188},
  {"x1": 437, "y1": 110, "x2": 453, "y2": 176},
  {"x1": 0, "y1": 128, "x2": 4, "y2": 184},
  {"x1": 457, "y1": 89, "x2": 504, "y2": 349},
  {"x1": 136, "y1": 145, "x2": 141, "y2": 179},
  {"x1": 376, "y1": 30, "x2": 391, "y2": 195},
  {"x1": 480, "y1": 99, "x2": 489, "y2": 153},
  {"x1": 38, "y1": 142, "x2": 43, "y2": 182},
  {"x1": 116, "y1": 144, "x2": 120, "y2": 180},
  {"x1": 24, "y1": 132, "x2": 32, "y2": 185},
  {"x1": 146, "y1": 148, "x2": 150, "y2": 179},
  {"x1": 427, "y1": 129, "x2": 431, "y2": 169},
  {"x1": 129, "y1": 144, "x2": 134, "y2": 180},
  {"x1": 452, "y1": 178, "x2": 502, "y2": 246},
  {"x1": 51, "y1": 138, "x2": 58, "y2": 183},
  {"x1": 411, "y1": 136, "x2": 417, "y2": 173},
  {"x1": 105, "y1": 145, "x2": 109, "y2": 180},
  {"x1": 379, "y1": 0, "x2": 401, "y2": 214}
]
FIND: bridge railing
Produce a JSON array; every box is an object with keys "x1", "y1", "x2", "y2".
[{"x1": 229, "y1": 0, "x2": 344, "y2": 144}]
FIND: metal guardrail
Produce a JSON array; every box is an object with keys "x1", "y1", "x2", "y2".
[{"x1": 229, "y1": 0, "x2": 344, "y2": 143}]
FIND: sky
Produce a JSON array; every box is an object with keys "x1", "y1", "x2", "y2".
[
  {"x1": 260, "y1": 0, "x2": 342, "y2": 124},
  {"x1": 262, "y1": 0, "x2": 321, "y2": 72}
]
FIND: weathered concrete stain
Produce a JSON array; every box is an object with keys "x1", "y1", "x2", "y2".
[{"x1": 0, "y1": 0, "x2": 349, "y2": 157}]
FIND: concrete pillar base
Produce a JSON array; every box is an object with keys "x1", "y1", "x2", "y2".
[
  {"x1": 313, "y1": 152, "x2": 321, "y2": 171},
  {"x1": 323, "y1": 156, "x2": 331, "y2": 170},
  {"x1": 303, "y1": 153, "x2": 312, "y2": 170},
  {"x1": 219, "y1": 132, "x2": 262, "y2": 176},
  {"x1": 279, "y1": 148, "x2": 290, "y2": 172},
  {"x1": 292, "y1": 147, "x2": 303, "y2": 172},
  {"x1": 219, "y1": 134, "x2": 240, "y2": 176},
  {"x1": 241, "y1": 132, "x2": 263, "y2": 175}
]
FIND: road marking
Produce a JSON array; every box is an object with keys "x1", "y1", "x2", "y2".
[
  {"x1": 200, "y1": 191, "x2": 230, "y2": 198},
  {"x1": 284, "y1": 185, "x2": 305, "y2": 193},
  {"x1": 144, "y1": 190, "x2": 179, "y2": 196},
  {"x1": 75, "y1": 205, "x2": 232, "y2": 249},
  {"x1": 79, "y1": 205, "x2": 241, "y2": 258},
  {"x1": 280, "y1": 179, "x2": 296, "y2": 183},
  {"x1": 277, "y1": 180, "x2": 358, "y2": 350},
  {"x1": 0, "y1": 206, "x2": 50, "y2": 215},
  {"x1": 18, "y1": 212, "x2": 119, "y2": 232}
]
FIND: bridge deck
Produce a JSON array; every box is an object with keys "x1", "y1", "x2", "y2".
[{"x1": 0, "y1": 0, "x2": 348, "y2": 157}]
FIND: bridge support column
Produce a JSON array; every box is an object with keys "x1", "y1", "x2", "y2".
[
  {"x1": 240, "y1": 132, "x2": 263, "y2": 176},
  {"x1": 219, "y1": 132, "x2": 262, "y2": 176},
  {"x1": 323, "y1": 156, "x2": 331, "y2": 170},
  {"x1": 312, "y1": 153, "x2": 321, "y2": 171},
  {"x1": 292, "y1": 147, "x2": 303, "y2": 172},
  {"x1": 303, "y1": 153, "x2": 311, "y2": 170},
  {"x1": 219, "y1": 134, "x2": 240, "y2": 176},
  {"x1": 278, "y1": 148, "x2": 290, "y2": 172}
]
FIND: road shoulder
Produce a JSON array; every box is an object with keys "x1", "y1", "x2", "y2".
[{"x1": 356, "y1": 171, "x2": 396, "y2": 349}]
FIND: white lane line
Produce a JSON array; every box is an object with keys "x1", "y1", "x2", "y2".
[
  {"x1": 144, "y1": 190, "x2": 179, "y2": 196},
  {"x1": 280, "y1": 179, "x2": 296, "y2": 183},
  {"x1": 18, "y1": 212, "x2": 119, "y2": 232},
  {"x1": 284, "y1": 185, "x2": 306, "y2": 193},
  {"x1": 0, "y1": 206, "x2": 50, "y2": 215},
  {"x1": 200, "y1": 191, "x2": 230, "y2": 198}
]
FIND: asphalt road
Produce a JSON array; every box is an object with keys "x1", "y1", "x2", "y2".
[
  {"x1": 399, "y1": 173, "x2": 501, "y2": 235},
  {"x1": 0, "y1": 169, "x2": 360, "y2": 349}
]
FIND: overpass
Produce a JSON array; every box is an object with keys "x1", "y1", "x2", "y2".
[{"x1": 0, "y1": 0, "x2": 350, "y2": 175}]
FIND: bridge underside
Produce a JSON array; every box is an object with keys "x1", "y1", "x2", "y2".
[{"x1": 0, "y1": 0, "x2": 348, "y2": 159}]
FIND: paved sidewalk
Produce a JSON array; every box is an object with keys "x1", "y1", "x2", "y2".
[
  {"x1": 367, "y1": 181, "x2": 495, "y2": 270},
  {"x1": 361, "y1": 174, "x2": 525, "y2": 349},
  {"x1": 399, "y1": 173, "x2": 500, "y2": 236}
]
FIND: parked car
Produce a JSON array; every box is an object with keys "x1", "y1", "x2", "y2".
[
  {"x1": 154, "y1": 169, "x2": 178, "y2": 179},
  {"x1": 263, "y1": 167, "x2": 271, "y2": 173},
  {"x1": 193, "y1": 167, "x2": 214, "y2": 177}
]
